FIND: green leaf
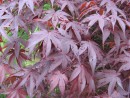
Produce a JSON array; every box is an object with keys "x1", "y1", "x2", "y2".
[
  {"x1": 18, "y1": 29, "x2": 29, "y2": 40},
  {"x1": 0, "y1": 94, "x2": 6, "y2": 98},
  {"x1": 43, "y1": 3, "x2": 51, "y2": 10}
]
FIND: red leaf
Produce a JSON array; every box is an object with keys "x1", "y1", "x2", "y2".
[
  {"x1": 70, "y1": 64, "x2": 95, "y2": 93},
  {"x1": 0, "y1": 0, "x2": 2, "y2": 4},
  {"x1": 96, "y1": 70, "x2": 123, "y2": 95},
  {"x1": 48, "y1": 71, "x2": 68, "y2": 95}
]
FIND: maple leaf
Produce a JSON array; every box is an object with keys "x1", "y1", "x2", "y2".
[
  {"x1": 110, "y1": 90, "x2": 126, "y2": 98},
  {"x1": 0, "y1": 14, "x2": 28, "y2": 33},
  {"x1": 3, "y1": 37, "x2": 28, "y2": 66},
  {"x1": 12, "y1": 68, "x2": 39, "y2": 97},
  {"x1": 96, "y1": 86, "x2": 128, "y2": 98},
  {"x1": 0, "y1": 0, "x2": 130, "y2": 97},
  {"x1": 27, "y1": 29, "x2": 63, "y2": 56},
  {"x1": 109, "y1": 13, "x2": 126, "y2": 33},
  {"x1": 65, "y1": 21, "x2": 87, "y2": 41},
  {"x1": 82, "y1": 13, "x2": 107, "y2": 33},
  {"x1": 35, "y1": 61, "x2": 50, "y2": 88},
  {"x1": 102, "y1": 28, "x2": 110, "y2": 45},
  {"x1": 25, "y1": 75, "x2": 35, "y2": 98},
  {"x1": 79, "y1": 1, "x2": 99, "y2": 20},
  {"x1": 69, "y1": 64, "x2": 95, "y2": 94},
  {"x1": 79, "y1": 1, "x2": 96, "y2": 11},
  {"x1": 0, "y1": 64, "x2": 12, "y2": 84},
  {"x1": 5, "y1": 88, "x2": 27, "y2": 98},
  {"x1": 115, "y1": 54, "x2": 130, "y2": 72},
  {"x1": 57, "y1": 26, "x2": 72, "y2": 37},
  {"x1": 78, "y1": 41, "x2": 103, "y2": 73},
  {"x1": 100, "y1": 0, "x2": 126, "y2": 18},
  {"x1": 96, "y1": 70, "x2": 124, "y2": 95},
  {"x1": 18, "y1": 0, "x2": 37, "y2": 14},
  {"x1": 94, "y1": 89, "x2": 128, "y2": 98},
  {"x1": 59, "y1": 0, "x2": 78, "y2": 16},
  {"x1": 10, "y1": 15, "x2": 28, "y2": 33},
  {"x1": 35, "y1": 9, "x2": 70, "y2": 28},
  {"x1": 48, "y1": 53, "x2": 71, "y2": 72},
  {"x1": 48, "y1": 70, "x2": 68, "y2": 95},
  {"x1": 61, "y1": 38, "x2": 78, "y2": 56}
]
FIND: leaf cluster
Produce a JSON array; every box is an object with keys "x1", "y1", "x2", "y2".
[{"x1": 0, "y1": 0, "x2": 130, "y2": 98}]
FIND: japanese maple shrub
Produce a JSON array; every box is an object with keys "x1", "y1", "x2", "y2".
[{"x1": 0, "y1": 0, "x2": 130, "y2": 98}]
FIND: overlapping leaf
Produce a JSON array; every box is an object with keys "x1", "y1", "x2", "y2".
[
  {"x1": 96, "y1": 70, "x2": 123, "y2": 95},
  {"x1": 6, "y1": 88, "x2": 27, "y2": 98},
  {"x1": 65, "y1": 21, "x2": 86, "y2": 41},
  {"x1": 11, "y1": 68, "x2": 39, "y2": 98},
  {"x1": 59, "y1": 0, "x2": 78, "y2": 16},
  {"x1": 27, "y1": 29, "x2": 63, "y2": 56},
  {"x1": 0, "y1": 0, "x2": 129, "y2": 97},
  {"x1": 61, "y1": 38, "x2": 78, "y2": 56},
  {"x1": 100, "y1": 0, "x2": 126, "y2": 18},
  {"x1": 116, "y1": 54, "x2": 130, "y2": 72},
  {"x1": 70, "y1": 64, "x2": 95, "y2": 94},
  {"x1": 48, "y1": 53, "x2": 71, "y2": 72},
  {"x1": 82, "y1": 13, "x2": 106, "y2": 32},
  {"x1": 78, "y1": 41, "x2": 103, "y2": 73},
  {"x1": 18, "y1": 0, "x2": 37, "y2": 13},
  {"x1": 35, "y1": 9, "x2": 70, "y2": 28},
  {"x1": 0, "y1": 64, "x2": 12, "y2": 84},
  {"x1": 48, "y1": 71, "x2": 68, "y2": 95}
]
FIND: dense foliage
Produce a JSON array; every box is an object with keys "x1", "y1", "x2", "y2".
[{"x1": 0, "y1": 0, "x2": 130, "y2": 98}]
